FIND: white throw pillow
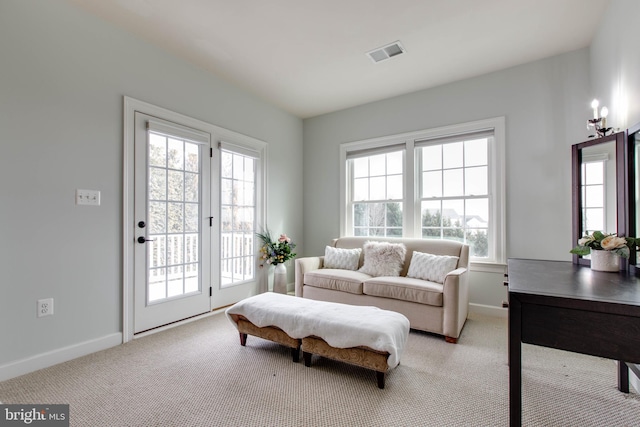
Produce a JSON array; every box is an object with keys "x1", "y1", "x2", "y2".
[
  {"x1": 358, "y1": 241, "x2": 407, "y2": 277},
  {"x1": 407, "y1": 251, "x2": 459, "y2": 284},
  {"x1": 323, "y1": 246, "x2": 362, "y2": 270}
]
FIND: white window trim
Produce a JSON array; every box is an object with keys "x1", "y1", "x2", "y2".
[{"x1": 340, "y1": 117, "x2": 506, "y2": 272}]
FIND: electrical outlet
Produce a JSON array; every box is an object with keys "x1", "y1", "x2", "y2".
[
  {"x1": 37, "y1": 298, "x2": 54, "y2": 317},
  {"x1": 76, "y1": 189, "x2": 101, "y2": 206}
]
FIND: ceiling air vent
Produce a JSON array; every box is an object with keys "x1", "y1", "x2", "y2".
[{"x1": 366, "y1": 41, "x2": 406, "y2": 63}]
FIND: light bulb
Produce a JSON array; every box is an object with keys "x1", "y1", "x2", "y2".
[
  {"x1": 591, "y1": 99, "x2": 599, "y2": 119},
  {"x1": 601, "y1": 107, "x2": 608, "y2": 128}
]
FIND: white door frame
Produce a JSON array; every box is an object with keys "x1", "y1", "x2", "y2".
[{"x1": 123, "y1": 96, "x2": 268, "y2": 342}]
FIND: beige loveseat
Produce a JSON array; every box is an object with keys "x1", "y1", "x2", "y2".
[{"x1": 295, "y1": 237, "x2": 470, "y2": 343}]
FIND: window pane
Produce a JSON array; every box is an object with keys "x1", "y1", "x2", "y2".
[
  {"x1": 354, "y1": 177, "x2": 369, "y2": 201},
  {"x1": 149, "y1": 167, "x2": 166, "y2": 200},
  {"x1": 422, "y1": 171, "x2": 442, "y2": 198},
  {"x1": 442, "y1": 199, "x2": 464, "y2": 228},
  {"x1": 221, "y1": 206, "x2": 232, "y2": 232},
  {"x1": 466, "y1": 198, "x2": 489, "y2": 228},
  {"x1": 221, "y1": 152, "x2": 232, "y2": 178},
  {"x1": 168, "y1": 203, "x2": 184, "y2": 233},
  {"x1": 353, "y1": 157, "x2": 368, "y2": 178},
  {"x1": 221, "y1": 178, "x2": 232, "y2": 205},
  {"x1": 370, "y1": 176, "x2": 385, "y2": 200},
  {"x1": 584, "y1": 162, "x2": 604, "y2": 185},
  {"x1": 464, "y1": 138, "x2": 487, "y2": 167},
  {"x1": 244, "y1": 157, "x2": 255, "y2": 182},
  {"x1": 354, "y1": 203, "x2": 367, "y2": 227},
  {"x1": 387, "y1": 151, "x2": 403, "y2": 175},
  {"x1": 386, "y1": 203, "x2": 403, "y2": 228},
  {"x1": 185, "y1": 142, "x2": 199, "y2": 172},
  {"x1": 233, "y1": 154, "x2": 244, "y2": 180},
  {"x1": 184, "y1": 172, "x2": 198, "y2": 202},
  {"x1": 167, "y1": 138, "x2": 184, "y2": 170},
  {"x1": 369, "y1": 154, "x2": 385, "y2": 176},
  {"x1": 149, "y1": 202, "x2": 166, "y2": 234},
  {"x1": 468, "y1": 229, "x2": 488, "y2": 257},
  {"x1": 421, "y1": 145, "x2": 441, "y2": 171},
  {"x1": 443, "y1": 142, "x2": 463, "y2": 169},
  {"x1": 168, "y1": 170, "x2": 184, "y2": 201},
  {"x1": 443, "y1": 169, "x2": 463, "y2": 197},
  {"x1": 184, "y1": 203, "x2": 198, "y2": 232},
  {"x1": 243, "y1": 181, "x2": 255, "y2": 206},
  {"x1": 220, "y1": 150, "x2": 258, "y2": 287},
  {"x1": 149, "y1": 134, "x2": 166, "y2": 167},
  {"x1": 584, "y1": 208, "x2": 604, "y2": 232},
  {"x1": 585, "y1": 185, "x2": 603, "y2": 208},
  {"x1": 234, "y1": 181, "x2": 244, "y2": 207},
  {"x1": 387, "y1": 175, "x2": 403, "y2": 200},
  {"x1": 465, "y1": 166, "x2": 488, "y2": 196},
  {"x1": 369, "y1": 203, "x2": 386, "y2": 228}
]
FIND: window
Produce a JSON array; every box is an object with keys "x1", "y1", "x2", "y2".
[
  {"x1": 220, "y1": 145, "x2": 259, "y2": 287},
  {"x1": 418, "y1": 135, "x2": 490, "y2": 258},
  {"x1": 351, "y1": 150, "x2": 404, "y2": 236},
  {"x1": 581, "y1": 159, "x2": 605, "y2": 235},
  {"x1": 341, "y1": 118, "x2": 505, "y2": 268}
]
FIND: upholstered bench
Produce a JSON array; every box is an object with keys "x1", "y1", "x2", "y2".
[{"x1": 225, "y1": 292, "x2": 410, "y2": 388}]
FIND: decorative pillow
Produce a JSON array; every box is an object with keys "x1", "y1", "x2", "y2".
[
  {"x1": 323, "y1": 246, "x2": 362, "y2": 271},
  {"x1": 407, "y1": 251, "x2": 459, "y2": 284},
  {"x1": 358, "y1": 241, "x2": 407, "y2": 277}
]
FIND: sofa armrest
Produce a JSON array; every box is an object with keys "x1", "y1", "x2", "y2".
[
  {"x1": 295, "y1": 256, "x2": 324, "y2": 297},
  {"x1": 442, "y1": 267, "x2": 469, "y2": 340}
]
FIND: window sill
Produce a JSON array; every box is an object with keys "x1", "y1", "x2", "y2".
[{"x1": 469, "y1": 261, "x2": 507, "y2": 274}]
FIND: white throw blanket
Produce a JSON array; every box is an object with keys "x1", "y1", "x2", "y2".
[{"x1": 225, "y1": 292, "x2": 410, "y2": 368}]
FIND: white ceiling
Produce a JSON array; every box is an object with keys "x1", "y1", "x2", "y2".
[{"x1": 70, "y1": 0, "x2": 611, "y2": 118}]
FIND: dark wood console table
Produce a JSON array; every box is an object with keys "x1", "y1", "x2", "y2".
[{"x1": 508, "y1": 258, "x2": 640, "y2": 427}]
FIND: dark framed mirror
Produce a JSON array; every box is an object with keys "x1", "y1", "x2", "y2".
[
  {"x1": 572, "y1": 131, "x2": 626, "y2": 266},
  {"x1": 626, "y1": 122, "x2": 640, "y2": 271}
]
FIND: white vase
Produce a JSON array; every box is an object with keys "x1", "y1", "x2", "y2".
[
  {"x1": 273, "y1": 263, "x2": 287, "y2": 293},
  {"x1": 590, "y1": 250, "x2": 620, "y2": 272}
]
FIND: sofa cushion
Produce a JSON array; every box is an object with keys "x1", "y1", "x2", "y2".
[
  {"x1": 304, "y1": 269, "x2": 370, "y2": 294},
  {"x1": 363, "y1": 276, "x2": 443, "y2": 307},
  {"x1": 323, "y1": 246, "x2": 361, "y2": 270},
  {"x1": 358, "y1": 241, "x2": 406, "y2": 277},
  {"x1": 407, "y1": 251, "x2": 459, "y2": 284}
]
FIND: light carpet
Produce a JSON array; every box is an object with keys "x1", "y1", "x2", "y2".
[{"x1": 0, "y1": 312, "x2": 638, "y2": 426}]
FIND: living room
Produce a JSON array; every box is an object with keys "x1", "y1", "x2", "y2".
[{"x1": 1, "y1": 0, "x2": 639, "y2": 424}]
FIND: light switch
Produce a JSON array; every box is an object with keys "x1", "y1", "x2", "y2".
[{"x1": 76, "y1": 189, "x2": 101, "y2": 206}]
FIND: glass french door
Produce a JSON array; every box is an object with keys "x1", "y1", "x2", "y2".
[{"x1": 133, "y1": 112, "x2": 212, "y2": 333}]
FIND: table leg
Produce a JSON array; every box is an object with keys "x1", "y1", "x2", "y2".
[
  {"x1": 509, "y1": 293, "x2": 522, "y2": 427},
  {"x1": 376, "y1": 371, "x2": 385, "y2": 389},
  {"x1": 618, "y1": 361, "x2": 629, "y2": 393}
]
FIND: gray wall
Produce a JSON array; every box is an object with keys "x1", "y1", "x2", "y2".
[
  {"x1": 303, "y1": 49, "x2": 591, "y2": 308},
  {"x1": 590, "y1": 0, "x2": 640, "y2": 130},
  {"x1": 0, "y1": 0, "x2": 303, "y2": 366}
]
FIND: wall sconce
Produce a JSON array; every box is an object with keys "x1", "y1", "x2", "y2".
[{"x1": 587, "y1": 99, "x2": 613, "y2": 138}]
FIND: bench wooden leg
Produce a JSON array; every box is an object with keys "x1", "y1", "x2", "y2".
[
  {"x1": 291, "y1": 345, "x2": 300, "y2": 363},
  {"x1": 376, "y1": 371, "x2": 385, "y2": 389},
  {"x1": 239, "y1": 332, "x2": 247, "y2": 346},
  {"x1": 303, "y1": 351, "x2": 312, "y2": 367},
  {"x1": 445, "y1": 336, "x2": 458, "y2": 344}
]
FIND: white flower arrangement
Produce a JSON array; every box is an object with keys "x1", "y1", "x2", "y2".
[{"x1": 570, "y1": 231, "x2": 637, "y2": 259}]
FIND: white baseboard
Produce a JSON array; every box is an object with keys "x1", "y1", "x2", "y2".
[
  {"x1": 469, "y1": 303, "x2": 508, "y2": 318},
  {"x1": 0, "y1": 333, "x2": 122, "y2": 382}
]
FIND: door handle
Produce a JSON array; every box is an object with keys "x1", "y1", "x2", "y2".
[{"x1": 137, "y1": 236, "x2": 156, "y2": 244}]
